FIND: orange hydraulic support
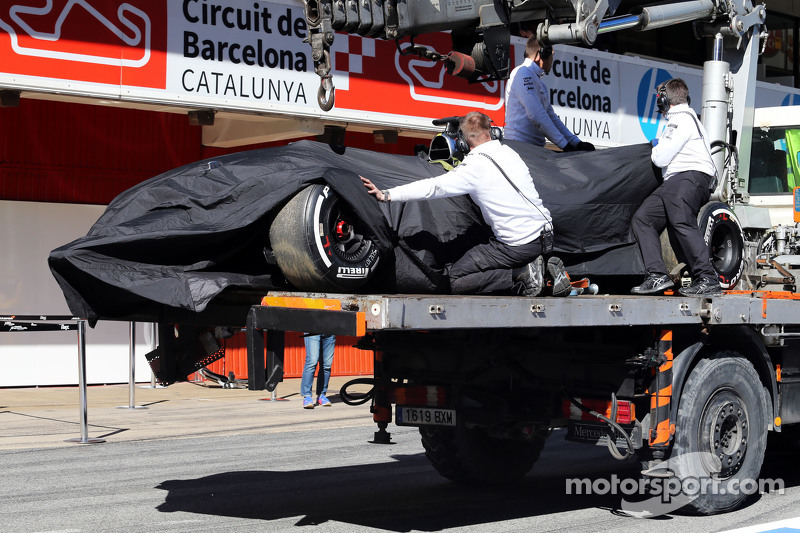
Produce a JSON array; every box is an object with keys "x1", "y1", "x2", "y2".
[{"x1": 648, "y1": 329, "x2": 675, "y2": 448}]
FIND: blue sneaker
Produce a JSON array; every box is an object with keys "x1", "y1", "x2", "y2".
[
  {"x1": 318, "y1": 395, "x2": 332, "y2": 407},
  {"x1": 302, "y1": 396, "x2": 315, "y2": 409}
]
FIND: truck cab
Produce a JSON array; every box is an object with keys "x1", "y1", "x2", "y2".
[{"x1": 748, "y1": 106, "x2": 800, "y2": 226}]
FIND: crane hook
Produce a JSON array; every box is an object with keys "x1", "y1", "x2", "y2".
[{"x1": 318, "y1": 78, "x2": 335, "y2": 111}]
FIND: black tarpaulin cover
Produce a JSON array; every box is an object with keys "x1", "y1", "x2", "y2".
[{"x1": 48, "y1": 140, "x2": 660, "y2": 323}]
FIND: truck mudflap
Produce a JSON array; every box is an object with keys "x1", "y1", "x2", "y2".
[
  {"x1": 563, "y1": 395, "x2": 642, "y2": 456},
  {"x1": 567, "y1": 419, "x2": 640, "y2": 448}
]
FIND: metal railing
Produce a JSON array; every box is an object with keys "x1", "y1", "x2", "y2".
[{"x1": 0, "y1": 314, "x2": 103, "y2": 444}]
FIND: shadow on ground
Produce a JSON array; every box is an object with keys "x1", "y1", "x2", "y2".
[{"x1": 155, "y1": 444, "x2": 652, "y2": 531}]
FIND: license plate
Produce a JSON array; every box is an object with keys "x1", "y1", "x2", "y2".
[{"x1": 396, "y1": 405, "x2": 456, "y2": 427}]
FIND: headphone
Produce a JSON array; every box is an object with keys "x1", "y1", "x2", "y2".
[
  {"x1": 656, "y1": 80, "x2": 690, "y2": 114},
  {"x1": 539, "y1": 45, "x2": 553, "y2": 60},
  {"x1": 456, "y1": 122, "x2": 502, "y2": 154}
]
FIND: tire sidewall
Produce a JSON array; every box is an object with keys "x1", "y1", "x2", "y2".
[
  {"x1": 303, "y1": 184, "x2": 381, "y2": 290},
  {"x1": 672, "y1": 356, "x2": 768, "y2": 514},
  {"x1": 271, "y1": 184, "x2": 382, "y2": 292},
  {"x1": 697, "y1": 202, "x2": 745, "y2": 289}
]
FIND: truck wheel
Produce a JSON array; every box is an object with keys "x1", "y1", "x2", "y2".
[
  {"x1": 697, "y1": 202, "x2": 745, "y2": 289},
  {"x1": 670, "y1": 353, "x2": 768, "y2": 515},
  {"x1": 419, "y1": 425, "x2": 545, "y2": 484},
  {"x1": 270, "y1": 184, "x2": 381, "y2": 292}
]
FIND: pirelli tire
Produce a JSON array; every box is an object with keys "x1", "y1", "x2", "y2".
[
  {"x1": 697, "y1": 202, "x2": 745, "y2": 289},
  {"x1": 270, "y1": 184, "x2": 381, "y2": 292}
]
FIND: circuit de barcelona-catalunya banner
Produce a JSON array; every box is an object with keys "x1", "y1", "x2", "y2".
[
  {"x1": 516, "y1": 45, "x2": 800, "y2": 147},
  {"x1": 1, "y1": 0, "x2": 800, "y2": 142}
]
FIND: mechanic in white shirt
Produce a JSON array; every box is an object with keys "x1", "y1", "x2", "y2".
[
  {"x1": 631, "y1": 78, "x2": 721, "y2": 297},
  {"x1": 504, "y1": 37, "x2": 594, "y2": 152},
  {"x1": 361, "y1": 111, "x2": 571, "y2": 297}
]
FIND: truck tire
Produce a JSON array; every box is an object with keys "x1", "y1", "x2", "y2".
[
  {"x1": 671, "y1": 353, "x2": 769, "y2": 515},
  {"x1": 697, "y1": 202, "x2": 745, "y2": 289},
  {"x1": 270, "y1": 184, "x2": 381, "y2": 292},
  {"x1": 419, "y1": 425, "x2": 545, "y2": 484}
]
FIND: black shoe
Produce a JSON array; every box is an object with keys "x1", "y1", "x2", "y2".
[
  {"x1": 679, "y1": 277, "x2": 722, "y2": 297},
  {"x1": 631, "y1": 273, "x2": 675, "y2": 295},
  {"x1": 513, "y1": 256, "x2": 544, "y2": 297},
  {"x1": 547, "y1": 257, "x2": 572, "y2": 297}
]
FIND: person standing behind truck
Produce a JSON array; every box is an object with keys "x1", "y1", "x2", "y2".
[
  {"x1": 360, "y1": 111, "x2": 572, "y2": 298},
  {"x1": 301, "y1": 333, "x2": 335, "y2": 409},
  {"x1": 504, "y1": 36, "x2": 595, "y2": 152},
  {"x1": 631, "y1": 77, "x2": 722, "y2": 297}
]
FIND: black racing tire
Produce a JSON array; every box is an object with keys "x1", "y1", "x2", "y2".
[
  {"x1": 670, "y1": 353, "x2": 769, "y2": 515},
  {"x1": 697, "y1": 202, "x2": 745, "y2": 289},
  {"x1": 270, "y1": 184, "x2": 381, "y2": 292},
  {"x1": 419, "y1": 424, "x2": 545, "y2": 484}
]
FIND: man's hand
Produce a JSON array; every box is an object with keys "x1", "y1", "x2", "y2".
[
  {"x1": 563, "y1": 141, "x2": 595, "y2": 152},
  {"x1": 360, "y1": 176, "x2": 385, "y2": 202}
]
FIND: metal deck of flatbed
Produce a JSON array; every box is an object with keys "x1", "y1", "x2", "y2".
[
  {"x1": 252, "y1": 291, "x2": 800, "y2": 333},
  {"x1": 243, "y1": 291, "x2": 800, "y2": 390}
]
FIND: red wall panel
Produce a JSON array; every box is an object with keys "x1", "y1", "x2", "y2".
[
  {"x1": 205, "y1": 330, "x2": 373, "y2": 380},
  {"x1": 1, "y1": 99, "x2": 430, "y2": 204},
  {"x1": 1, "y1": 100, "x2": 203, "y2": 204}
]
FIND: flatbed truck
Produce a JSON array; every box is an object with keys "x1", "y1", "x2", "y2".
[
  {"x1": 220, "y1": 0, "x2": 800, "y2": 515},
  {"x1": 243, "y1": 277, "x2": 800, "y2": 515},
  {"x1": 42, "y1": 0, "x2": 800, "y2": 516}
]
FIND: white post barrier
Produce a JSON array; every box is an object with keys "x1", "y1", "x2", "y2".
[{"x1": 66, "y1": 320, "x2": 105, "y2": 444}]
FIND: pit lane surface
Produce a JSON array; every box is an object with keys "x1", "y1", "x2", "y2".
[{"x1": 2, "y1": 421, "x2": 799, "y2": 532}]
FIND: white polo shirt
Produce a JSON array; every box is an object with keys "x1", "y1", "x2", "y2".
[
  {"x1": 652, "y1": 103, "x2": 715, "y2": 180},
  {"x1": 386, "y1": 140, "x2": 551, "y2": 246}
]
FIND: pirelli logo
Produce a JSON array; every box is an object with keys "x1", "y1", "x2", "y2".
[{"x1": 337, "y1": 266, "x2": 369, "y2": 279}]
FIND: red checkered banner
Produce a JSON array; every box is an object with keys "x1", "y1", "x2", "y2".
[{"x1": 0, "y1": 0, "x2": 506, "y2": 131}]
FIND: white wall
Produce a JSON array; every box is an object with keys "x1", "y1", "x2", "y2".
[{"x1": 0, "y1": 200, "x2": 152, "y2": 387}]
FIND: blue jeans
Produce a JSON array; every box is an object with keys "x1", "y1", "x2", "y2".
[{"x1": 301, "y1": 334, "x2": 335, "y2": 398}]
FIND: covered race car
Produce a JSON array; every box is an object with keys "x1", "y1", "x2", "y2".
[{"x1": 49, "y1": 138, "x2": 667, "y2": 326}]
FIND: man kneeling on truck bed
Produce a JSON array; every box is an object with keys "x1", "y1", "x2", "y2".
[{"x1": 361, "y1": 111, "x2": 571, "y2": 297}]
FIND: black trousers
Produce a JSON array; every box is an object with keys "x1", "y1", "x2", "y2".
[
  {"x1": 449, "y1": 237, "x2": 542, "y2": 294},
  {"x1": 631, "y1": 170, "x2": 715, "y2": 279}
]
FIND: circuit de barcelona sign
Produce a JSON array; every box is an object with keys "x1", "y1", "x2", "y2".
[{"x1": 1, "y1": 0, "x2": 799, "y2": 143}]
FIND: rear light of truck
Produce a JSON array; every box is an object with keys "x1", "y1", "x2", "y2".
[
  {"x1": 615, "y1": 401, "x2": 634, "y2": 424},
  {"x1": 388, "y1": 385, "x2": 448, "y2": 407},
  {"x1": 562, "y1": 397, "x2": 635, "y2": 425}
]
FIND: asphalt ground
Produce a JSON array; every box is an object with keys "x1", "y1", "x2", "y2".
[
  {"x1": 3, "y1": 377, "x2": 800, "y2": 532},
  {"x1": 0, "y1": 376, "x2": 375, "y2": 450}
]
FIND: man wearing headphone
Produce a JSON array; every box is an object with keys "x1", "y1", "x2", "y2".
[
  {"x1": 504, "y1": 36, "x2": 595, "y2": 152},
  {"x1": 361, "y1": 111, "x2": 571, "y2": 297},
  {"x1": 630, "y1": 78, "x2": 722, "y2": 297}
]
